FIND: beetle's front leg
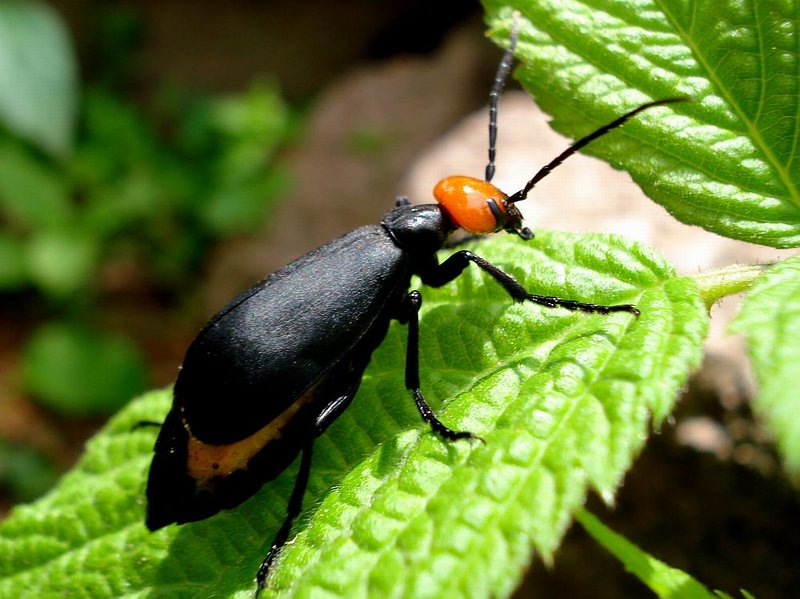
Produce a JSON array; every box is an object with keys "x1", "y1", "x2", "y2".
[
  {"x1": 421, "y1": 250, "x2": 639, "y2": 316},
  {"x1": 398, "y1": 290, "x2": 483, "y2": 443}
]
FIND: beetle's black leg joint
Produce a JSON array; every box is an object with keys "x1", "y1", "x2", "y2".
[
  {"x1": 255, "y1": 442, "x2": 315, "y2": 596},
  {"x1": 314, "y1": 387, "x2": 359, "y2": 435},
  {"x1": 419, "y1": 250, "x2": 479, "y2": 288},
  {"x1": 401, "y1": 290, "x2": 484, "y2": 444},
  {"x1": 424, "y1": 250, "x2": 528, "y2": 299}
]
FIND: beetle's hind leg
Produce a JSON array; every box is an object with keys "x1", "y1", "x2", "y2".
[
  {"x1": 256, "y1": 441, "x2": 313, "y2": 596},
  {"x1": 400, "y1": 290, "x2": 484, "y2": 443},
  {"x1": 255, "y1": 378, "x2": 362, "y2": 595}
]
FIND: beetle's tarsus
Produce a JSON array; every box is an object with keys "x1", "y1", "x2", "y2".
[
  {"x1": 412, "y1": 389, "x2": 484, "y2": 444},
  {"x1": 525, "y1": 294, "x2": 640, "y2": 316},
  {"x1": 254, "y1": 552, "x2": 275, "y2": 597}
]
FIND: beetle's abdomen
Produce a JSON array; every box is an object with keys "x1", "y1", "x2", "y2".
[{"x1": 175, "y1": 225, "x2": 409, "y2": 444}]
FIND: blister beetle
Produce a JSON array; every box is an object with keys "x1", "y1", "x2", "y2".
[{"x1": 145, "y1": 14, "x2": 685, "y2": 594}]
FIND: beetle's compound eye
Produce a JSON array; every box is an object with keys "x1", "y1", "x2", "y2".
[{"x1": 433, "y1": 175, "x2": 509, "y2": 235}]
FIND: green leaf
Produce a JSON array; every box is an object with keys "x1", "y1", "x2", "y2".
[
  {"x1": 0, "y1": 1, "x2": 78, "y2": 156},
  {"x1": 21, "y1": 322, "x2": 149, "y2": 415},
  {"x1": 577, "y1": 510, "x2": 719, "y2": 599},
  {"x1": 483, "y1": 1, "x2": 800, "y2": 248},
  {"x1": 0, "y1": 233, "x2": 707, "y2": 598},
  {"x1": 730, "y1": 255, "x2": 800, "y2": 473}
]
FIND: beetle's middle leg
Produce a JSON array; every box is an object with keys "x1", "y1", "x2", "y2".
[{"x1": 399, "y1": 290, "x2": 482, "y2": 443}]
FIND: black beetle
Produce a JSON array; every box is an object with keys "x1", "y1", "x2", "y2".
[{"x1": 145, "y1": 15, "x2": 685, "y2": 594}]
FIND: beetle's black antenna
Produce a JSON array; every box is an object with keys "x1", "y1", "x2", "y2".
[
  {"x1": 485, "y1": 11, "x2": 521, "y2": 183},
  {"x1": 507, "y1": 96, "x2": 688, "y2": 203}
]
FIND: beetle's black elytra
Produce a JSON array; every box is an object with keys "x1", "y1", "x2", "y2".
[{"x1": 145, "y1": 12, "x2": 685, "y2": 595}]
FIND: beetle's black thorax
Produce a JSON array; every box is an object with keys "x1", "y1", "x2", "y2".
[{"x1": 381, "y1": 204, "x2": 451, "y2": 258}]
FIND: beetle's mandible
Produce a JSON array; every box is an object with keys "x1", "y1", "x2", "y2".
[{"x1": 145, "y1": 13, "x2": 686, "y2": 595}]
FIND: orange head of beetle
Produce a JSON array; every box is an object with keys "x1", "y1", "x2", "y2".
[{"x1": 433, "y1": 175, "x2": 532, "y2": 240}]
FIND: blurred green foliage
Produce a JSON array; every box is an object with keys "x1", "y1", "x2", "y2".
[
  {"x1": 0, "y1": 439, "x2": 58, "y2": 504},
  {"x1": 0, "y1": 2, "x2": 293, "y2": 416},
  {"x1": 1, "y1": 81, "x2": 292, "y2": 299},
  {"x1": 21, "y1": 322, "x2": 149, "y2": 415}
]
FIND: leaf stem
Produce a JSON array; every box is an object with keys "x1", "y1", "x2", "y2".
[
  {"x1": 577, "y1": 509, "x2": 717, "y2": 598},
  {"x1": 691, "y1": 263, "x2": 770, "y2": 310}
]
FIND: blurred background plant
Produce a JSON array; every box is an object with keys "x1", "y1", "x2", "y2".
[{"x1": 0, "y1": 1, "x2": 293, "y2": 504}]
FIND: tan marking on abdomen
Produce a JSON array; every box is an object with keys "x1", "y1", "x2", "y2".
[{"x1": 185, "y1": 390, "x2": 315, "y2": 485}]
